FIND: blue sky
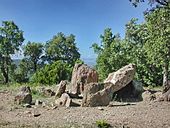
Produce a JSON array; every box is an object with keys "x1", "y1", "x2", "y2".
[{"x1": 0, "y1": 0, "x2": 148, "y2": 59}]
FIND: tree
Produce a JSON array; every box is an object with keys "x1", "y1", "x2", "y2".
[
  {"x1": 92, "y1": 28, "x2": 130, "y2": 81},
  {"x1": 24, "y1": 42, "x2": 44, "y2": 73},
  {"x1": 144, "y1": 6, "x2": 170, "y2": 92},
  {"x1": 0, "y1": 21, "x2": 24, "y2": 83},
  {"x1": 129, "y1": 0, "x2": 169, "y2": 7},
  {"x1": 13, "y1": 59, "x2": 30, "y2": 83},
  {"x1": 45, "y1": 32, "x2": 80, "y2": 66},
  {"x1": 125, "y1": 18, "x2": 163, "y2": 86}
]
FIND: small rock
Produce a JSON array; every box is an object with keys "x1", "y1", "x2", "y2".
[
  {"x1": 42, "y1": 102, "x2": 46, "y2": 107},
  {"x1": 24, "y1": 111, "x2": 32, "y2": 114},
  {"x1": 51, "y1": 106, "x2": 58, "y2": 110},
  {"x1": 35, "y1": 100, "x2": 43, "y2": 106},
  {"x1": 97, "y1": 107, "x2": 104, "y2": 110},
  {"x1": 23, "y1": 103, "x2": 31, "y2": 108},
  {"x1": 33, "y1": 109, "x2": 41, "y2": 117}
]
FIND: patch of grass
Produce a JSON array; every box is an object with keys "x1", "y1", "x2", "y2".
[
  {"x1": 31, "y1": 88, "x2": 47, "y2": 99},
  {"x1": 96, "y1": 120, "x2": 111, "y2": 128}
]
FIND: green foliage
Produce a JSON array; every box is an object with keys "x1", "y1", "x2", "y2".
[
  {"x1": 125, "y1": 18, "x2": 163, "y2": 86},
  {"x1": 0, "y1": 21, "x2": 24, "y2": 83},
  {"x1": 93, "y1": 6, "x2": 169, "y2": 86},
  {"x1": 13, "y1": 59, "x2": 30, "y2": 83},
  {"x1": 31, "y1": 61, "x2": 72, "y2": 85},
  {"x1": 45, "y1": 32, "x2": 80, "y2": 66},
  {"x1": 144, "y1": 5, "x2": 170, "y2": 90},
  {"x1": 92, "y1": 28, "x2": 130, "y2": 81},
  {"x1": 24, "y1": 42, "x2": 44, "y2": 72},
  {"x1": 129, "y1": 0, "x2": 169, "y2": 7},
  {"x1": 96, "y1": 120, "x2": 111, "y2": 128}
]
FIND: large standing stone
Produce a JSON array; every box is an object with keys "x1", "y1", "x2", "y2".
[
  {"x1": 14, "y1": 86, "x2": 32, "y2": 105},
  {"x1": 71, "y1": 64, "x2": 98, "y2": 95},
  {"x1": 55, "y1": 80, "x2": 67, "y2": 98},
  {"x1": 82, "y1": 83, "x2": 113, "y2": 107},
  {"x1": 104, "y1": 64, "x2": 136, "y2": 92}
]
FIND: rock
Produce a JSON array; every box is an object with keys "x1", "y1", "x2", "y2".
[
  {"x1": 71, "y1": 64, "x2": 98, "y2": 95},
  {"x1": 23, "y1": 103, "x2": 32, "y2": 108},
  {"x1": 20, "y1": 86, "x2": 31, "y2": 93},
  {"x1": 142, "y1": 90, "x2": 156, "y2": 101},
  {"x1": 55, "y1": 80, "x2": 67, "y2": 98},
  {"x1": 104, "y1": 64, "x2": 136, "y2": 92},
  {"x1": 97, "y1": 107, "x2": 104, "y2": 110},
  {"x1": 159, "y1": 89, "x2": 170, "y2": 101},
  {"x1": 55, "y1": 93, "x2": 72, "y2": 107},
  {"x1": 35, "y1": 100, "x2": 43, "y2": 106},
  {"x1": 82, "y1": 83, "x2": 113, "y2": 107},
  {"x1": 33, "y1": 109, "x2": 41, "y2": 117},
  {"x1": 38, "y1": 87, "x2": 55, "y2": 97},
  {"x1": 51, "y1": 106, "x2": 58, "y2": 110},
  {"x1": 14, "y1": 86, "x2": 32, "y2": 105}
]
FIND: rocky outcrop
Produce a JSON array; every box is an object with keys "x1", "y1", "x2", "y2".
[
  {"x1": 55, "y1": 80, "x2": 67, "y2": 98},
  {"x1": 82, "y1": 83, "x2": 113, "y2": 107},
  {"x1": 71, "y1": 64, "x2": 98, "y2": 95},
  {"x1": 104, "y1": 64, "x2": 136, "y2": 92},
  {"x1": 14, "y1": 86, "x2": 32, "y2": 105}
]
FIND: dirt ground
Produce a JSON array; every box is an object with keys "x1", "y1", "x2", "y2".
[{"x1": 0, "y1": 90, "x2": 170, "y2": 128}]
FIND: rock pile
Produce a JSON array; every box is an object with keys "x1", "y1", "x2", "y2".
[
  {"x1": 82, "y1": 64, "x2": 137, "y2": 106},
  {"x1": 14, "y1": 63, "x2": 151, "y2": 107}
]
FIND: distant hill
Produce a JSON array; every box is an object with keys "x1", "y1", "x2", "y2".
[{"x1": 82, "y1": 58, "x2": 96, "y2": 67}]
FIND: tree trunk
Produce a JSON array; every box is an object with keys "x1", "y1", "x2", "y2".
[
  {"x1": 163, "y1": 59, "x2": 170, "y2": 93},
  {"x1": 1, "y1": 56, "x2": 9, "y2": 84},
  {"x1": 33, "y1": 61, "x2": 37, "y2": 72},
  {"x1": 1, "y1": 65, "x2": 8, "y2": 84}
]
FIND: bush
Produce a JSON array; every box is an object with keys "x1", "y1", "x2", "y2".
[
  {"x1": 96, "y1": 120, "x2": 111, "y2": 128},
  {"x1": 30, "y1": 61, "x2": 72, "y2": 85}
]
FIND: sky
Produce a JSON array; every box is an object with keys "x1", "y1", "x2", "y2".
[{"x1": 0, "y1": 0, "x2": 148, "y2": 59}]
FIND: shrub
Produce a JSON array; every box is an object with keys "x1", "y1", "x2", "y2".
[
  {"x1": 96, "y1": 120, "x2": 111, "y2": 128},
  {"x1": 30, "y1": 61, "x2": 72, "y2": 85}
]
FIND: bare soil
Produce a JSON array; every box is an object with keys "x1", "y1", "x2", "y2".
[{"x1": 0, "y1": 90, "x2": 170, "y2": 128}]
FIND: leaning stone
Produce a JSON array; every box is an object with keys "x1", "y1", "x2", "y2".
[
  {"x1": 55, "y1": 80, "x2": 67, "y2": 98},
  {"x1": 104, "y1": 64, "x2": 136, "y2": 92}
]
